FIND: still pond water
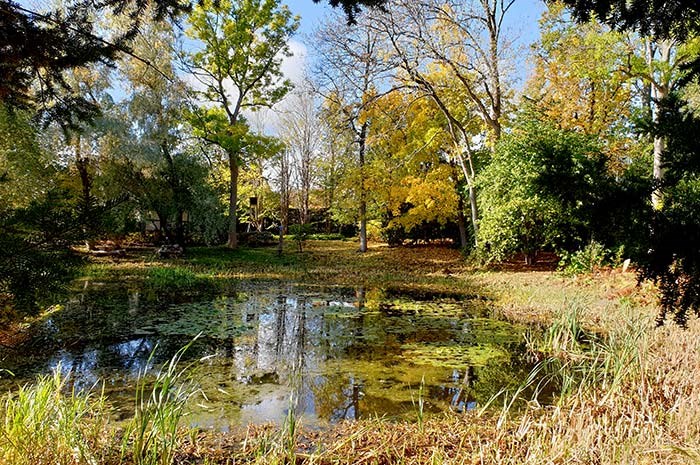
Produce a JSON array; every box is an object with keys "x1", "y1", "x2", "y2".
[{"x1": 0, "y1": 280, "x2": 541, "y2": 430}]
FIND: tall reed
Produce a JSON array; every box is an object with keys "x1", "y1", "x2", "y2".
[{"x1": 122, "y1": 338, "x2": 199, "y2": 465}]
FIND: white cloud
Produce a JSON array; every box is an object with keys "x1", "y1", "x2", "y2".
[{"x1": 281, "y1": 40, "x2": 309, "y2": 88}]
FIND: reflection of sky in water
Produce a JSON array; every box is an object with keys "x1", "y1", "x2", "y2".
[
  {"x1": 0, "y1": 282, "x2": 537, "y2": 429},
  {"x1": 47, "y1": 338, "x2": 156, "y2": 392}
]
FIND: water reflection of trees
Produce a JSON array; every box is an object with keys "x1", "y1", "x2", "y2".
[{"x1": 1, "y1": 283, "x2": 542, "y2": 425}]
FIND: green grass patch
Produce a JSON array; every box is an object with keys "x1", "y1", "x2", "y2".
[{"x1": 146, "y1": 266, "x2": 209, "y2": 291}]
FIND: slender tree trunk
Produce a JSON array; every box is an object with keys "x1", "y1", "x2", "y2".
[
  {"x1": 279, "y1": 149, "x2": 291, "y2": 234},
  {"x1": 175, "y1": 209, "x2": 185, "y2": 246},
  {"x1": 281, "y1": 195, "x2": 289, "y2": 235},
  {"x1": 358, "y1": 123, "x2": 368, "y2": 252},
  {"x1": 642, "y1": 40, "x2": 655, "y2": 121},
  {"x1": 454, "y1": 145, "x2": 479, "y2": 247},
  {"x1": 652, "y1": 135, "x2": 666, "y2": 209},
  {"x1": 457, "y1": 195, "x2": 469, "y2": 249},
  {"x1": 650, "y1": 40, "x2": 672, "y2": 210},
  {"x1": 467, "y1": 184, "x2": 479, "y2": 244},
  {"x1": 158, "y1": 212, "x2": 169, "y2": 243},
  {"x1": 74, "y1": 134, "x2": 95, "y2": 250},
  {"x1": 227, "y1": 154, "x2": 239, "y2": 248},
  {"x1": 302, "y1": 183, "x2": 310, "y2": 225}
]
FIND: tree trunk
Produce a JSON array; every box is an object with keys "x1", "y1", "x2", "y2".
[
  {"x1": 358, "y1": 123, "x2": 368, "y2": 253},
  {"x1": 456, "y1": 195, "x2": 469, "y2": 249},
  {"x1": 158, "y1": 211, "x2": 169, "y2": 243},
  {"x1": 74, "y1": 134, "x2": 95, "y2": 250},
  {"x1": 652, "y1": 135, "x2": 666, "y2": 209},
  {"x1": 175, "y1": 209, "x2": 185, "y2": 246},
  {"x1": 454, "y1": 146, "x2": 479, "y2": 247},
  {"x1": 227, "y1": 154, "x2": 239, "y2": 248},
  {"x1": 467, "y1": 183, "x2": 479, "y2": 246},
  {"x1": 649, "y1": 39, "x2": 672, "y2": 210}
]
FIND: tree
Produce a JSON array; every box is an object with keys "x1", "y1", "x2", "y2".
[
  {"x1": 271, "y1": 147, "x2": 293, "y2": 234},
  {"x1": 277, "y1": 87, "x2": 322, "y2": 226},
  {"x1": 0, "y1": 0, "x2": 190, "y2": 120},
  {"x1": 560, "y1": 0, "x2": 700, "y2": 40},
  {"x1": 315, "y1": 103, "x2": 356, "y2": 233},
  {"x1": 372, "y1": 0, "x2": 516, "y2": 245},
  {"x1": 117, "y1": 19, "x2": 197, "y2": 245},
  {"x1": 313, "y1": 10, "x2": 393, "y2": 252},
  {"x1": 185, "y1": 0, "x2": 299, "y2": 248},
  {"x1": 528, "y1": 4, "x2": 635, "y2": 153},
  {"x1": 622, "y1": 37, "x2": 700, "y2": 208},
  {"x1": 0, "y1": 0, "x2": 381, "y2": 120},
  {"x1": 0, "y1": 105, "x2": 83, "y2": 316},
  {"x1": 636, "y1": 94, "x2": 700, "y2": 325},
  {"x1": 363, "y1": 90, "x2": 462, "y2": 245}
]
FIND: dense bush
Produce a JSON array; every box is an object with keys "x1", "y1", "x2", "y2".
[
  {"x1": 476, "y1": 117, "x2": 608, "y2": 262},
  {"x1": 0, "y1": 191, "x2": 84, "y2": 317},
  {"x1": 476, "y1": 113, "x2": 649, "y2": 264}
]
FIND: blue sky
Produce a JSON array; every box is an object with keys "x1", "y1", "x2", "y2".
[
  {"x1": 290, "y1": 0, "x2": 546, "y2": 40},
  {"x1": 284, "y1": 0, "x2": 548, "y2": 89}
]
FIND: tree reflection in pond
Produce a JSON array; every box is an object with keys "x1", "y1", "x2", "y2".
[{"x1": 0, "y1": 281, "x2": 550, "y2": 428}]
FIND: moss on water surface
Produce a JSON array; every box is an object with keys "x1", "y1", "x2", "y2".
[{"x1": 0, "y1": 268, "x2": 537, "y2": 428}]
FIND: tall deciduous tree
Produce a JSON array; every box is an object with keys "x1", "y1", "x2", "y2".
[
  {"x1": 185, "y1": 0, "x2": 298, "y2": 248},
  {"x1": 364, "y1": 90, "x2": 462, "y2": 244},
  {"x1": 117, "y1": 19, "x2": 202, "y2": 245},
  {"x1": 373, "y1": 0, "x2": 516, "y2": 245},
  {"x1": 277, "y1": 87, "x2": 322, "y2": 226},
  {"x1": 528, "y1": 4, "x2": 633, "y2": 145},
  {"x1": 314, "y1": 11, "x2": 393, "y2": 252}
]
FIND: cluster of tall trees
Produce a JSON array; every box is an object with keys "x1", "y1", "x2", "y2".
[{"x1": 2, "y1": 0, "x2": 700, "y2": 323}]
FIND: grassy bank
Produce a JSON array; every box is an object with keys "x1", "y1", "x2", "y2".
[
  {"x1": 2, "y1": 241, "x2": 699, "y2": 464},
  {"x1": 81, "y1": 240, "x2": 478, "y2": 297}
]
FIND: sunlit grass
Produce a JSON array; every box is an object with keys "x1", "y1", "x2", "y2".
[
  {"x1": 0, "y1": 343, "x2": 201, "y2": 465},
  {"x1": 0, "y1": 369, "x2": 114, "y2": 465},
  {"x1": 122, "y1": 339, "x2": 199, "y2": 465}
]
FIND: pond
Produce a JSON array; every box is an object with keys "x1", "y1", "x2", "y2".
[{"x1": 0, "y1": 280, "x2": 544, "y2": 430}]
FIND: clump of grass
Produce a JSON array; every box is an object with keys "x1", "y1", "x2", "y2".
[
  {"x1": 0, "y1": 368, "x2": 113, "y2": 465},
  {"x1": 146, "y1": 266, "x2": 206, "y2": 291},
  {"x1": 0, "y1": 340, "x2": 203, "y2": 465},
  {"x1": 540, "y1": 301, "x2": 588, "y2": 357},
  {"x1": 411, "y1": 375, "x2": 426, "y2": 432},
  {"x1": 122, "y1": 338, "x2": 199, "y2": 465}
]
